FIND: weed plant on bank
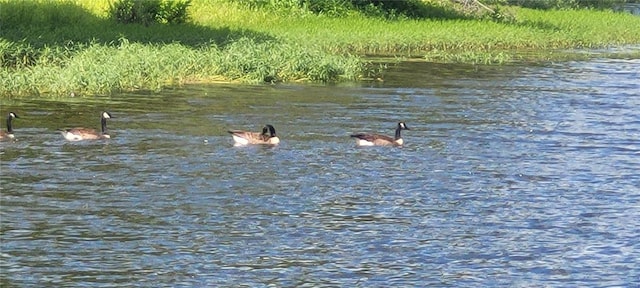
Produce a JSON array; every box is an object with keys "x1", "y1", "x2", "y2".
[
  {"x1": 0, "y1": 0, "x2": 368, "y2": 97},
  {"x1": 0, "y1": 38, "x2": 365, "y2": 97},
  {"x1": 1, "y1": 0, "x2": 640, "y2": 97}
]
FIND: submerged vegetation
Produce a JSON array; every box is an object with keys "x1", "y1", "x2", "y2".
[{"x1": 1, "y1": 0, "x2": 640, "y2": 97}]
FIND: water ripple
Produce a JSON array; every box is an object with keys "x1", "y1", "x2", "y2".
[{"x1": 2, "y1": 58, "x2": 640, "y2": 287}]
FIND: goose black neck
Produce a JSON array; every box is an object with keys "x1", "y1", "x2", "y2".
[
  {"x1": 395, "y1": 126, "x2": 402, "y2": 140},
  {"x1": 6, "y1": 115, "x2": 13, "y2": 133},
  {"x1": 101, "y1": 117, "x2": 108, "y2": 134}
]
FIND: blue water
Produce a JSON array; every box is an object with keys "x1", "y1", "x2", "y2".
[{"x1": 1, "y1": 58, "x2": 639, "y2": 287}]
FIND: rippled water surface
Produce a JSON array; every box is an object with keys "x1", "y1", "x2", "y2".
[{"x1": 1, "y1": 58, "x2": 639, "y2": 287}]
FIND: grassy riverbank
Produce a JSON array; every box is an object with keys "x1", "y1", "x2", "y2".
[{"x1": 2, "y1": 0, "x2": 640, "y2": 97}]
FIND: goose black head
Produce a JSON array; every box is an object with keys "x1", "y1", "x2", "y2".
[{"x1": 264, "y1": 124, "x2": 277, "y2": 137}]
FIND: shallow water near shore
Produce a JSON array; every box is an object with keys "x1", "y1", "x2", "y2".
[{"x1": 1, "y1": 57, "x2": 639, "y2": 286}]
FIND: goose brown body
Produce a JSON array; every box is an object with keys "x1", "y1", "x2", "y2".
[
  {"x1": 228, "y1": 124, "x2": 280, "y2": 146},
  {"x1": 350, "y1": 122, "x2": 410, "y2": 146},
  {"x1": 60, "y1": 111, "x2": 112, "y2": 141}
]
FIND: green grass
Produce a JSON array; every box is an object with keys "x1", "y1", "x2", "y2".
[
  {"x1": 188, "y1": 1, "x2": 640, "y2": 53},
  {"x1": 0, "y1": 38, "x2": 366, "y2": 96},
  {"x1": 1, "y1": 0, "x2": 640, "y2": 97}
]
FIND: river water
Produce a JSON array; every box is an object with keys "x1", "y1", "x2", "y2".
[{"x1": 1, "y1": 57, "x2": 639, "y2": 287}]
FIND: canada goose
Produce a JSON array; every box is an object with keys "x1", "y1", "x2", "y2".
[
  {"x1": 60, "y1": 111, "x2": 113, "y2": 141},
  {"x1": 350, "y1": 122, "x2": 410, "y2": 146},
  {"x1": 228, "y1": 124, "x2": 280, "y2": 146},
  {"x1": 0, "y1": 112, "x2": 19, "y2": 140}
]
